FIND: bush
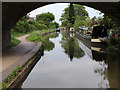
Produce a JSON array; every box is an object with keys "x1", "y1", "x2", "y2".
[
  {"x1": 7, "y1": 65, "x2": 23, "y2": 83},
  {"x1": 73, "y1": 20, "x2": 85, "y2": 31},
  {"x1": 11, "y1": 35, "x2": 21, "y2": 46},
  {"x1": 26, "y1": 29, "x2": 55, "y2": 42},
  {"x1": 36, "y1": 24, "x2": 48, "y2": 30},
  {"x1": 107, "y1": 37, "x2": 120, "y2": 48},
  {"x1": 1, "y1": 83, "x2": 7, "y2": 90},
  {"x1": 26, "y1": 31, "x2": 44, "y2": 42}
]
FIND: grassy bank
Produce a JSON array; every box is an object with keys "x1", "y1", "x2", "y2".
[
  {"x1": 11, "y1": 30, "x2": 31, "y2": 38},
  {"x1": 11, "y1": 35, "x2": 21, "y2": 47},
  {"x1": 11, "y1": 29, "x2": 55, "y2": 47},
  {"x1": 26, "y1": 29, "x2": 55, "y2": 43},
  {"x1": 11, "y1": 30, "x2": 32, "y2": 47}
]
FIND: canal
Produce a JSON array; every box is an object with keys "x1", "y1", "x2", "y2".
[{"x1": 20, "y1": 31, "x2": 118, "y2": 88}]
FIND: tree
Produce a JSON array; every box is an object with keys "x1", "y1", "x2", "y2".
[
  {"x1": 53, "y1": 22, "x2": 59, "y2": 28},
  {"x1": 68, "y1": 3, "x2": 75, "y2": 25},
  {"x1": 60, "y1": 4, "x2": 89, "y2": 27},
  {"x1": 48, "y1": 22, "x2": 59, "y2": 29},
  {"x1": 36, "y1": 12, "x2": 55, "y2": 27},
  {"x1": 84, "y1": 17, "x2": 92, "y2": 27},
  {"x1": 12, "y1": 16, "x2": 33, "y2": 33}
]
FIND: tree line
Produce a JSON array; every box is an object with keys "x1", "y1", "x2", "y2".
[
  {"x1": 11, "y1": 12, "x2": 59, "y2": 33},
  {"x1": 60, "y1": 3, "x2": 119, "y2": 31},
  {"x1": 60, "y1": 3, "x2": 120, "y2": 48}
]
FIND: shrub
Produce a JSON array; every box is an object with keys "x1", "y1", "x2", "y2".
[
  {"x1": 35, "y1": 23, "x2": 48, "y2": 30},
  {"x1": 107, "y1": 37, "x2": 120, "y2": 48},
  {"x1": 1, "y1": 83, "x2": 7, "y2": 90},
  {"x1": 7, "y1": 65, "x2": 23, "y2": 83},
  {"x1": 11, "y1": 35, "x2": 21, "y2": 46}
]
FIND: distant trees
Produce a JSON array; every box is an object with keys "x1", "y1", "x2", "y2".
[
  {"x1": 36, "y1": 12, "x2": 55, "y2": 26},
  {"x1": 11, "y1": 16, "x2": 33, "y2": 33},
  {"x1": 36, "y1": 12, "x2": 59, "y2": 29},
  {"x1": 11, "y1": 12, "x2": 59, "y2": 33},
  {"x1": 60, "y1": 4, "x2": 89, "y2": 27}
]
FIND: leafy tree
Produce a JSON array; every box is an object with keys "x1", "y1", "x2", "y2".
[
  {"x1": 60, "y1": 4, "x2": 88, "y2": 27},
  {"x1": 73, "y1": 20, "x2": 85, "y2": 30},
  {"x1": 36, "y1": 12, "x2": 55, "y2": 27},
  {"x1": 102, "y1": 15, "x2": 117, "y2": 29},
  {"x1": 84, "y1": 17, "x2": 92, "y2": 27},
  {"x1": 48, "y1": 21, "x2": 59, "y2": 29},
  {"x1": 12, "y1": 16, "x2": 33, "y2": 33},
  {"x1": 73, "y1": 17, "x2": 92, "y2": 31},
  {"x1": 68, "y1": 3, "x2": 75, "y2": 26},
  {"x1": 53, "y1": 21, "x2": 59, "y2": 28}
]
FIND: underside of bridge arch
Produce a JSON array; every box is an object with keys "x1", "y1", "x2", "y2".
[{"x1": 2, "y1": 2, "x2": 120, "y2": 51}]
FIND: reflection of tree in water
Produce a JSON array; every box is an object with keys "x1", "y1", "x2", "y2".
[
  {"x1": 43, "y1": 32, "x2": 59, "y2": 51},
  {"x1": 60, "y1": 32, "x2": 85, "y2": 61},
  {"x1": 94, "y1": 61, "x2": 109, "y2": 88},
  {"x1": 43, "y1": 38, "x2": 54, "y2": 51},
  {"x1": 105, "y1": 53, "x2": 119, "y2": 88},
  {"x1": 93, "y1": 50, "x2": 119, "y2": 88}
]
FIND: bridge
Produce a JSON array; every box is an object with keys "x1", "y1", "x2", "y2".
[{"x1": 2, "y1": 2, "x2": 120, "y2": 51}]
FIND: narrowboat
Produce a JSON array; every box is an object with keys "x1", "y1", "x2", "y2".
[
  {"x1": 76, "y1": 26, "x2": 108, "y2": 47},
  {"x1": 91, "y1": 26, "x2": 108, "y2": 47}
]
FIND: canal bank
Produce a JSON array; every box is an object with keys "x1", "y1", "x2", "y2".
[
  {"x1": 7, "y1": 44, "x2": 44, "y2": 89},
  {"x1": 2, "y1": 31, "x2": 56, "y2": 89}
]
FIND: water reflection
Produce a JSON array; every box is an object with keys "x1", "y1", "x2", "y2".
[
  {"x1": 77, "y1": 37, "x2": 119, "y2": 88},
  {"x1": 60, "y1": 32, "x2": 85, "y2": 61},
  {"x1": 90, "y1": 48, "x2": 118, "y2": 88},
  {"x1": 43, "y1": 32, "x2": 59, "y2": 51},
  {"x1": 19, "y1": 31, "x2": 119, "y2": 88}
]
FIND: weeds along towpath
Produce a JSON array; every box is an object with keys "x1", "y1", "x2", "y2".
[{"x1": 2, "y1": 34, "x2": 38, "y2": 82}]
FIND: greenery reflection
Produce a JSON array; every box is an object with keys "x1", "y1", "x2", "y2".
[
  {"x1": 92, "y1": 50, "x2": 119, "y2": 88},
  {"x1": 43, "y1": 32, "x2": 59, "y2": 51},
  {"x1": 60, "y1": 32, "x2": 85, "y2": 61}
]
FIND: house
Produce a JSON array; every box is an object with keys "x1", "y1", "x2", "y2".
[{"x1": 28, "y1": 17, "x2": 35, "y2": 21}]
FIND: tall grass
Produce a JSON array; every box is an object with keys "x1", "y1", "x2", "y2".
[{"x1": 26, "y1": 29, "x2": 55, "y2": 42}]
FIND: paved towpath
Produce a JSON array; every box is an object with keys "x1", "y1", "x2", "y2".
[{"x1": 2, "y1": 34, "x2": 39, "y2": 82}]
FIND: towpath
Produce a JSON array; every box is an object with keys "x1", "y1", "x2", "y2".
[{"x1": 2, "y1": 34, "x2": 40, "y2": 82}]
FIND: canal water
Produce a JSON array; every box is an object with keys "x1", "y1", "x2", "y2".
[{"x1": 21, "y1": 31, "x2": 119, "y2": 88}]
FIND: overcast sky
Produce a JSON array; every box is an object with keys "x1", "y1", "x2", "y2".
[{"x1": 28, "y1": 3, "x2": 104, "y2": 25}]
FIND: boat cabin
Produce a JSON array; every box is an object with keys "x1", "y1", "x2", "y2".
[{"x1": 91, "y1": 26, "x2": 108, "y2": 43}]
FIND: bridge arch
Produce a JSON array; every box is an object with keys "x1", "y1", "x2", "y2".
[{"x1": 2, "y1": 2, "x2": 120, "y2": 51}]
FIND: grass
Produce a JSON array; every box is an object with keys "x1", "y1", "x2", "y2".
[
  {"x1": 7, "y1": 64, "x2": 23, "y2": 83},
  {"x1": 0, "y1": 83, "x2": 7, "y2": 90},
  {"x1": 11, "y1": 29, "x2": 55, "y2": 46},
  {"x1": 26, "y1": 29, "x2": 55, "y2": 43},
  {"x1": 0, "y1": 64, "x2": 23, "y2": 90},
  {"x1": 11, "y1": 35, "x2": 21, "y2": 46},
  {"x1": 11, "y1": 30, "x2": 31, "y2": 38},
  {"x1": 11, "y1": 30, "x2": 31, "y2": 47}
]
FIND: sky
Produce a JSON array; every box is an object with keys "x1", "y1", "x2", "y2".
[{"x1": 28, "y1": 3, "x2": 104, "y2": 25}]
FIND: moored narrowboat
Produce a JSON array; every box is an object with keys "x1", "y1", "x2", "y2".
[{"x1": 91, "y1": 26, "x2": 108, "y2": 46}]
